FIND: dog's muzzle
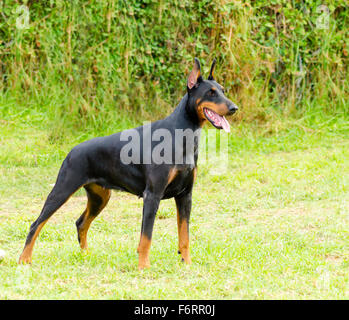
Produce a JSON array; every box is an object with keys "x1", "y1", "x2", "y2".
[{"x1": 228, "y1": 103, "x2": 238, "y2": 115}]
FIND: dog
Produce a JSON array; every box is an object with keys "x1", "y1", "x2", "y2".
[{"x1": 18, "y1": 58, "x2": 238, "y2": 269}]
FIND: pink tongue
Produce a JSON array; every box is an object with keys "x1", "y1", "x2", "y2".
[
  {"x1": 205, "y1": 108, "x2": 231, "y2": 133},
  {"x1": 220, "y1": 116, "x2": 230, "y2": 133}
]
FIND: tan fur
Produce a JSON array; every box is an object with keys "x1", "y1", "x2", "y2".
[
  {"x1": 138, "y1": 234, "x2": 152, "y2": 269},
  {"x1": 167, "y1": 167, "x2": 178, "y2": 186},
  {"x1": 18, "y1": 220, "x2": 47, "y2": 264},
  {"x1": 78, "y1": 184, "x2": 111, "y2": 250},
  {"x1": 197, "y1": 101, "x2": 229, "y2": 126},
  {"x1": 176, "y1": 208, "x2": 191, "y2": 264}
]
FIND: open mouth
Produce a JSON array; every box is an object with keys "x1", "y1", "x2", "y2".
[{"x1": 203, "y1": 107, "x2": 230, "y2": 132}]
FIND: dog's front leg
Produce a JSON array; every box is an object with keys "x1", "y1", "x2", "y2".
[
  {"x1": 137, "y1": 191, "x2": 161, "y2": 269},
  {"x1": 175, "y1": 191, "x2": 192, "y2": 264}
]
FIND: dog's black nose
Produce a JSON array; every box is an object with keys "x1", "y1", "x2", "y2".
[{"x1": 228, "y1": 103, "x2": 238, "y2": 115}]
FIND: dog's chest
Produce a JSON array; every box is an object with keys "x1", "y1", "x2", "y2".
[{"x1": 163, "y1": 166, "x2": 195, "y2": 199}]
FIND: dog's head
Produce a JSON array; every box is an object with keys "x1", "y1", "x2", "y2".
[{"x1": 186, "y1": 58, "x2": 238, "y2": 132}]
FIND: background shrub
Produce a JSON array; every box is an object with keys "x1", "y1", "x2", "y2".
[{"x1": 0, "y1": 0, "x2": 347, "y2": 131}]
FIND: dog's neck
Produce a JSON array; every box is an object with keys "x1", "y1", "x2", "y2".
[
  {"x1": 170, "y1": 93, "x2": 201, "y2": 131},
  {"x1": 166, "y1": 94, "x2": 201, "y2": 167}
]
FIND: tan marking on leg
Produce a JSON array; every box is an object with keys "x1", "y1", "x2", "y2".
[
  {"x1": 18, "y1": 184, "x2": 82, "y2": 265},
  {"x1": 193, "y1": 167, "x2": 197, "y2": 183},
  {"x1": 78, "y1": 184, "x2": 111, "y2": 250},
  {"x1": 138, "y1": 234, "x2": 151, "y2": 269},
  {"x1": 18, "y1": 220, "x2": 47, "y2": 264},
  {"x1": 78, "y1": 209, "x2": 92, "y2": 250},
  {"x1": 177, "y1": 208, "x2": 191, "y2": 264}
]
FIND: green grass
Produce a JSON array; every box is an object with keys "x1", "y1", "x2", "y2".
[
  {"x1": 0, "y1": 0, "x2": 348, "y2": 300},
  {"x1": 0, "y1": 110, "x2": 348, "y2": 299}
]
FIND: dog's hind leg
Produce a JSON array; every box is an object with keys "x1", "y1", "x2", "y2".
[
  {"x1": 76, "y1": 183, "x2": 111, "y2": 250},
  {"x1": 18, "y1": 160, "x2": 85, "y2": 264}
]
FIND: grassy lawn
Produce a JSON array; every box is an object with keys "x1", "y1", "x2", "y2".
[{"x1": 0, "y1": 113, "x2": 348, "y2": 299}]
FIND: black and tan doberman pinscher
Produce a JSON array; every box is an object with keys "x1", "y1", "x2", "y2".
[{"x1": 18, "y1": 58, "x2": 238, "y2": 269}]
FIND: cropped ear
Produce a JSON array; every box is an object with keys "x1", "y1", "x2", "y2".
[
  {"x1": 208, "y1": 58, "x2": 216, "y2": 80},
  {"x1": 187, "y1": 58, "x2": 202, "y2": 90}
]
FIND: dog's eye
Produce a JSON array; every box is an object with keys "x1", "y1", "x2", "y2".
[{"x1": 208, "y1": 89, "x2": 216, "y2": 97}]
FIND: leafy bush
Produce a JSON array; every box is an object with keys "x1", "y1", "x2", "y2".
[{"x1": 0, "y1": 0, "x2": 347, "y2": 130}]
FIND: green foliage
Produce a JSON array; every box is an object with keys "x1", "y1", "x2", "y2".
[{"x1": 0, "y1": 0, "x2": 348, "y2": 133}]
